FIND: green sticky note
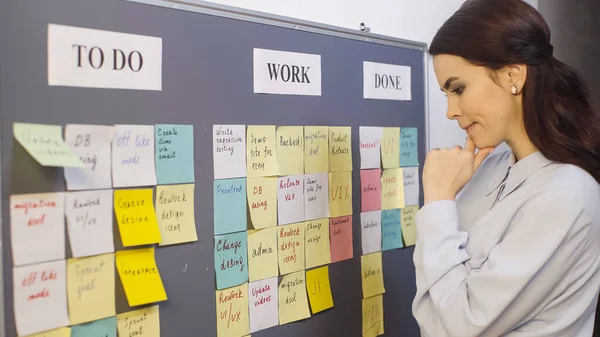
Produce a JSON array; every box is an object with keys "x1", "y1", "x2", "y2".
[
  {"x1": 155, "y1": 124, "x2": 195, "y2": 185},
  {"x1": 381, "y1": 209, "x2": 403, "y2": 251},
  {"x1": 13, "y1": 122, "x2": 85, "y2": 167},
  {"x1": 400, "y1": 127, "x2": 419, "y2": 167},
  {"x1": 214, "y1": 178, "x2": 247, "y2": 235},
  {"x1": 214, "y1": 231, "x2": 248, "y2": 289},
  {"x1": 71, "y1": 316, "x2": 117, "y2": 337}
]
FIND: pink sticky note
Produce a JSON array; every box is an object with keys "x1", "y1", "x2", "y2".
[
  {"x1": 360, "y1": 169, "x2": 382, "y2": 212},
  {"x1": 330, "y1": 216, "x2": 353, "y2": 263}
]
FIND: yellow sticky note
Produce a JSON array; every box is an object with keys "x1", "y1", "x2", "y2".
[
  {"x1": 305, "y1": 219, "x2": 331, "y2": 268},
  {"x1": 329, "y1": 172, "x2": 353, "y2": 217},
  {"x1": 401, "y1": 206, "x2": 419, "y2": 247},
  {"x1": 117, "y1": 305, "x2": 160, "y2": 337},
  {"x1": 361, "y1": 252, "x2": 385, "y2": 299},
  {"x1": 116, "y1": 248, "x2": 167, "y2": 306},
  {"x1": 114, "y1": 189, "x2": 161, "y2": 247},
  {"x1": 278, "y1": 223, "x2": 305, "y2": 275},
  {"x1": 329, "y1": 126, "x2": 352, "y2": 172},
  {"x1": 246, "y1": 177, "x2": 277, "y2": 229},
  {"x1": 362, "y1": 295, "x2": 384, "y2": 337},
  {"x1": 247, "y1": 228, "x2": 279, "y2": 282},
  {"x1": 277, "y1": 126, "x2": 304, "y2": 175},
  {"x1": 247, "y1": 125, "x2": 278, "y2": 177},
  {"x1": 381, "y1": 168, "x2": 405, "y2": 209},
  {"x1": 304, "y1": 126, "x2": 329, "y2": 173},
  {"x1": 216, "y1": 284, "x2": 250, "y2": 337},
  {"x1": 13, "y1": 122, "x2": 85, "y2": 167},
  {"x1": 67, "y1": 253, "x2": 115, "y2": 325},
  {"x1": 279, "y1": 270, "x2": 311, "y2": 324},
  {"x1": 26, "y1": 327, "x2": 71, "y2": 337},
  {"x1": 381, "y1": 127, "x2": 400, "y2": 169},
  {"x1": 305, "y1": 266, "x2": 334, "y2": 314},
  {"x1": 155, "y1": 184, "x2": 198, "y2": 246}
]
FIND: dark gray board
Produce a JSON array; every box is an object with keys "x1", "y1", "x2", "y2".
[{"x1": 0, "y1": 0, "x2": 426, "y2": 336}]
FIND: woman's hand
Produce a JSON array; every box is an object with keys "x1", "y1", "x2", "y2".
[{"x1": 423, "y1": 137, "x2": 495, "y2": 204}]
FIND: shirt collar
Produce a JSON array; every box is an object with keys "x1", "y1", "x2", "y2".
[{"x1": 485, "y1": 151, "x2": 553, "y2": 196}]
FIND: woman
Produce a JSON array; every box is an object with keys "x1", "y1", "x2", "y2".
[{"x1": 413, "y1": 0, "x2": 600, "y2": 336}]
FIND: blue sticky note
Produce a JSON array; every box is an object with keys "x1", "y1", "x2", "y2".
[
  {"x1": 214, "y1": 231, "x2": 248, "y2": 289},
  {"x1": 155, "y1": 124, "x2": 195, "y2": 184},
  {"x1": 381, "y1": 209, "x2": 403, "y2": 251},
  {"x1": 400, "y1": 127, "x2": 419, "y2": 167},
  {"x1": 214, "y1": 178, "x2": 247, "y2": 235},
  {"x1": 72, "y1": 317, "x2": 117, "y2": 337}
]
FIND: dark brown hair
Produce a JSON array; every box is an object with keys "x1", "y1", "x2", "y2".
[{"x1": 430, "y1": 0, "x2": 600, "y2": 183}]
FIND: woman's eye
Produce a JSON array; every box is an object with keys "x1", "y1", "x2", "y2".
[{"x1": 452, "y1": 86, "x2": 465, "y2": 95}]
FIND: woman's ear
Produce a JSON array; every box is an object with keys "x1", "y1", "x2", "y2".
[{"x1": 505, "y1": 64, "x2": 527, "y2": 94}]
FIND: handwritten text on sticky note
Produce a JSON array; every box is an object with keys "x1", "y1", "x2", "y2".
[
  {"x1": 114, "y1": 189, "x2": 161, "y2": 247},
  {"x1": 117, "y1": 305, "x2": 160, "y2": 337},
  {"x1": 381, "y1": 209, "x2": 403, "y2": 251},
  {"x1": 156, "y1": 184, "x2": 198, "y2": 246},
  {"x1": 216, "y1": 284, "x2": 250, "y2": 337},
  {"x1": 329, "y1": 126, "x2": 352, "y2": 172},
  {"x1": 304, "y1": 173, "x2": 329, "y2": 221},
  {"x1": 116, "y1": 248, "x2": 167, "y2": 306},
  {"x1": 278, "y1": 223, "x2": 305, "y2": 275},
  {"x1": 277, "y1": 126, "x2": 304, "y2": 175},
  {"x1": 329, "y1": 216, "x2": 353, "y2": 263},
  {"x1": 400, "y1": 127, "x2": 418, "y2": 167},
  {"x1": 249, "y1": 278, "x2": 278, "y2": 333},
  {"x1": 359, "y1": 126, "x2": 382, "y2": 169},
  {"x1": 155, "y1": 124, "x2": 195, "y2": 184},
  {"x1": 247, "y1": 125, "x2": 278, "y2": 177},
  {"x1": 362, "y1": 295, "x2": 384, "y2": 337},
  {"x1": 305, "y1": 218, "x2": 331, "y2": 269},
  {"x1": 213, "y1": 125, "x2": 246, "y2": 179},
  {"x1": 214, "y1": 231, "x2": 249, "y2": 289},
  {"x1": 401, "y1": 206, "x2": 419, "y2": 247},
  {"x1": 381, "y1": 168, "x2": 405, "y2": 209},
  {"x1": 13, "y1": 122, "x2": 85, "y2": 167},
  {"x1": 361, "y1": 211, "x2": 382, "y2": 255},
  {"x1": 381, "y1": 127, "x2": 400, "y2": 169},
  {"x1": 329, "y1": 172, "x2": 352, "y2": 217},
  {"x1": 304, "y1": 126, "x2": 329, "y2": 173},
  {"x1": 247, "y1": 177, "x2": 277, "y2": 229},
  {"x1": 277, "y1": 176, "x2": 304, "y2": 225},
  {"x1": 214, "y1": 178, "x2": 247, "y2": 235},
  {"x1": 111, "y1": 125, "x2": 157, "y2": 187},
  {"x1": 360, "y1": 169, "x2": 381, "y2": 212},
  {"x1": 361, "y1": 252, "x2": 385, "y2": 299},
  {"x1": 279, "y1": 271, "x2": 311, "y2": 324},
  {"x1": 247, "y1": 228, "x2": 279, "y2": 282},
  {"x1": 64, "y1": 124, "x2": 113, "y2": 190},
  {"x1": 305, "y1": 266, "x2": 334, "y2": 314}
]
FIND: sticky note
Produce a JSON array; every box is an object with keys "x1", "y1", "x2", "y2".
[
  {"x1": 13, "y1": 260, "x2": 69, "y2": 336},
  {"x1": 304, "y1": 173, "x2": 329, "y2": 221},
  {"x1": 361, "y1": 211, "x2": 382, "y2": 255},
  {"x1": 306, "y1": 266, "x2": 334, "y2": 314},
  {"x1": 247, "y1": 177, "x2": 277, "y2": 229},
  {"x1": 382, "y1": 209, "x2": 403, "y2": 251},
  {"x1": 65, "y1": 190, "x2": 114, "y2": 258},
  {"x1": 361, "y1": 252, "x2": 385, "y2": 299},
  {"x1": 213, "y1": 125, "x2": 247, "y2": 179},
  {"x1": 401, "y1": 206, "x2": 419, "y2": 247},
  {"x1": 215, "y1": 232, "x2": 249, "y2": 289},
  {"x1": 71, "y1": 316, "x2": 117, "y2": 337},
  {"x1": 304, "y1": 126, "x2": 329, "y2": 173},
  {"x1": 247, "y1": 125, "x2": 278, "y2": 177},
  {"x1": 329, "y1": 172, "x2": 352, "y2": 217},
  {"x1": 115, "y1": 248, "x2": 167, "y2": 306},
  {"x1": 278, "y1": 223, "x2": 305, "y2": 275},
  {"x1": 67, "y1": 254, "x2": 116, "y2": 325},
  {"x1": 117, "y1": 305, "x2": 160, "y2": 337},
  {"x1": 305, "y1": 218, "x2": 331, "y2": 268},
  {"x1": 156, "y1": 184, "x2": 198, "y2": 246},
  {"x1": 155, "y1": 124, "x2": 195, "y2": 184},
  {"x1": 214, "y1": 178, "x2": 247, "y2": 235},
  {"x1": 359, "y1": 126, "x2": 383, "y2": 169},
  {"x1": 249, "y1": 278, "x2": 278, "y2": 333},
  {"x1": 400, "y1": 127, "x2": 419, "y2": 166},
  {"x1": 27, "y1": 327, "x2": 71, "y2": 337},
  {"x1": 360, "y1": 169, "x2": 381, "y2": 212},
  {"x1": 329, "y1": 216, "x2": 353, "y2": 263},
  {"x1": 403, "y1": 167, "x2": 420, "y2": 206},
  {"x1": 114, "y1": 189, "x2": 161, "y2": 247},
  {"x1": 277, "y1": 175, "x2": 304, "y2": 225},
  {"x1": 381, "y1": 168, "x2": 405, "y2": 209},
  {"x1": 362, "y1": 295, "x2": 384, "y2": 337},
  {"x1": 329, "y1": 126, "x2": 352, "y2": 172},
  {"x1": 111, "y1": 125, "x2": 157, "y2": 188},
  {"x1": 381, "y1": 127, "x2": 400, "y2": 169},
  {"x1": 13, "y1": 122, "x2": 85, "y2": 167},
  {"x1": 64, "y1": 124, "x2": 113, "y2": 190},
  {"x1": 247, "y1": 228, "x2": 279, "y2": 282},
  {"x1": 216, "y1": 284, "x2": 250, "y2": 337},
  {"x1": 277, "y1": 126, "x2": 304, "y2": 175},
  {"x1": 279, "y1": 271, "x2": 311, "y2": 324},
  {"x1": 10, "y1": 192, "x2": 65, "y2": 266}
]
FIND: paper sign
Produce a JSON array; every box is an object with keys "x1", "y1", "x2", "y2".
[
  {"x1": 213, "y1": 125, "x2": 247, "y2": 179},
  {"x1": 381, "y1": 169, "x2": 405, "y2": 209},
  {"x1": 381, "y1": 209, "x2": 403, "y2": 251},
  {"x1": 329, "y1": 216, "x2": 353, "y2": 263},
  {"x1": 363, "y1": 61, "x2": 412, "y2": 101},
  {"x1": 277, "y1": 126, "x2": 304, "y2": 175},
  {"x1": 67, "y1": 254, "x2": 116, "y2": 325},
  {"x1": 400, "y1": 127, "x2": 419, "y2": 167},
  {"x1": 111, "y1": 125, "x2": 157, "y2": 187},
  {"x1": 360, "y1": 169, "x2": 381, "y2": 212},
  {"x1": 10, "y1": 192, "x2": 65, "y2": 266},
  {"x1": 381, "y1": 127, "x2": 400, "y2": 169},
  {"x1": 247, "y1": 125, "x2": 278, "y2": 177},
  {"x1": 359, "y1": 127, "x2": 383, "y2": 169},
  {"x1": 306, "y1": 266, "x2": 334, "y2": 314},
  {"x1": 304, "y1": 126, "x2": 329, "y2": 173},
  {"x1": 216, "y1": 284, "x2": 250, "y2": 337},
  {"x1": 71, "y1": 316, "x2": 117, "y2": 337},
  {"x1": 305, "y1": 218, "x2": 331, "y2": 269},
  {"x1": 65, "y1": 189, "x2": 114, "y2": 258},
  {"x1": 27, "y1": 327, "x2": 71, "y2": 337},
  {"x1": 247, "y1": 228, "x2": 279, "y2": 282},
  {"x1": 247, "y1": 177, "x2": 277, "y2": 229},
  {"x1": 329, "y1": 172, "x2": 352, "y2": 217},
  {"x1": 117, "y1": 305, "x2": 160, "y2": 337},
  {"x1": 279, "y1": 271, "x2": 311, "y2": 324},
  {"x1": 64, "y1": 124, "x2": 113, "y2": 190},
  {"x1": 215, "y1": 232, "x2": 249, "y2": 289},
  {"x1": 401, "y1": 206, "x2": 418, "y2": 247},
  {"x1": 114, "y1": 189, "x2": 161, "y2": 247},
  {"x1": 278, "y1": 223, "x2": 305, "y2": 275},
  {"x1": 155, "y1": 124, "x2": 194, "y2": 184},
  {"x1": 329, "y1": 127, "x2": 352, "y2": 172},
  {"x1": 253, "y1": 48, "x2": 321, "y2": 96},
  {"x1": 361, "y1": 252, "x2": 385, "y2": 299},
  {"x1": 362, "y1": 295, "x2": 384, "y2": 337},
  {"x1": 361, "y1": 211, "x2": 382, "y2": 255},
  {"x1": 214, "y1": 178, "x2": 247, "y2": 235},
  {"x1": 403, "y1": 167, "x2": 420, "y2": 206},
  {"x1": 304, "y1": 173, "x2": 329, "y2": 220},
  {"x1": 249, "y1": 278, "x2": 278, "y2": 333},
  {"x1": 13, "y1": 123, "x2": 85, "y2": 168},
  {"x1": 115, "y1": 248, "x2": 167, "y2": 306},
  {"x1": 156, "y1": 184, "x2": 198, "y2": 246},
  {"x1": 13, "y1": 260, "x2": 69, "y2": 336},
  {"x1": 277, "y1": 176, "x2": 304, "y2": 225}
]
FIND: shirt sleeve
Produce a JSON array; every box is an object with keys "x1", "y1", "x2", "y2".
[{"x1": 411, "y1": 192, "x2": 592, "y2": 337}]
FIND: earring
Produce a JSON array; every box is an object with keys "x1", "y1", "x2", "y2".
[{"x1": 511, "y1": 85, "x2": 518, "y2": 95}]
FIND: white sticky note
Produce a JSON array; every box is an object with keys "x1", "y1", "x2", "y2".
[
  {"x1": 111, "y1": 125, "x2": 157, "y2": 187},
  {"x1": 363, "y1": 61, "x2": 412, "y2": 101},
  {"x1": 10, "y1": 193, "x2": 65, "y2": 267},
  {"x1": 253, "y1": 48, "x2": 322, "y2": 96},
  {"x1": 65, "y1": 190, "x2": 115, "y2": 258},
  {"x1": 13, "y1": 260, "x2": 69, "y2": 336},
  {"x1": 403, "y1": 167, "x2": 420, "y2": 206},
  {"x1": 213, "y1": 125, "x2": 247, "y2": 179},
  {"x1": 361, "y1": 210, "x2": 382, "y2": 255},
  {"x1": 359, "y1": 127, "x2": 383, "y2": 169},
  {"x1": 278, "y1": 175, "x2": 305, "y2": 225},
  {"x1": 64, "y1": 124, "x2": 113, "y2": 190},
  {"x1": 249, "y1": 277, "x2": 279, "y2": 333},
  {"x1": 304, "y1": 173, "x2": 329, "y2": 221}
]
